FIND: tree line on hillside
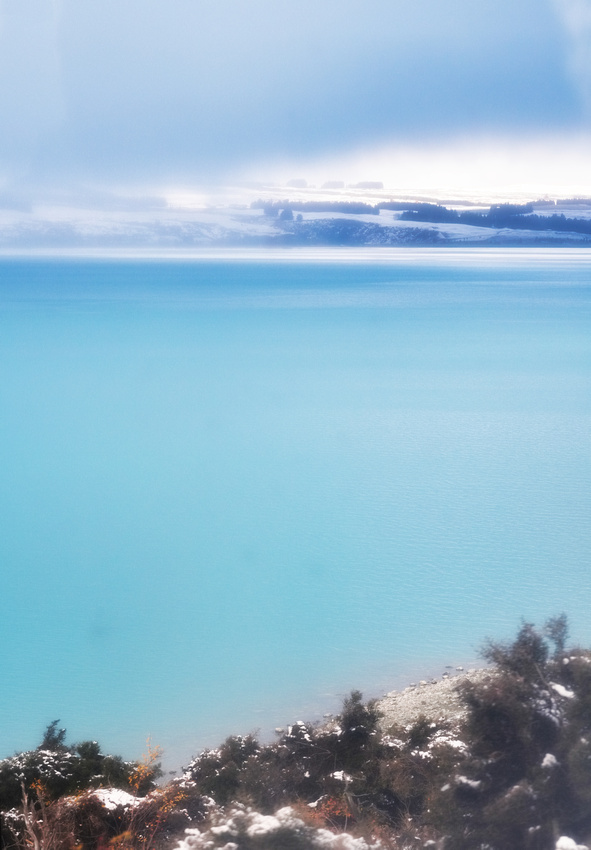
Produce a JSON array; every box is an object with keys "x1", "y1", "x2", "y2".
[
  {"x1": 251, "y1": 199, "x2": 380, "y2": 216},
  {"x1": 400, "y1": 203, "x2": 591, "y2": 235},
  {"x1": 1, "y1": 616, "x2": 591, "y2": 849},
  {"x1": 251, "y1": 198, "x2": 591, "y2": 237}
]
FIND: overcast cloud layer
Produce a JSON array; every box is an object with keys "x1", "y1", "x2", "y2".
[{"x1": 0, "y1": 0, "x2": 589, "y2": 198}]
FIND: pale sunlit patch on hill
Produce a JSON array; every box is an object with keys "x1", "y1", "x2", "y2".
[{"x1": 165, "y1": 192, "x2": 210, "y2": 211}]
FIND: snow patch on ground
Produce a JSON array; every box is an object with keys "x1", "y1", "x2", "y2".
[
  {"x1": 551, "y1": 683, "x2": 575, "y2": 699},
  {"x1": 91, "y1": 788, "x2": 142, "y2": 810},
  {"x1": 174, "y1": 806, "x2": 381, "y2": 850},
  {"x1": 556, "y1": 837, "x2": 589, "y2": 850}
]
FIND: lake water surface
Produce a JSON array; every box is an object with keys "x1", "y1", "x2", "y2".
[{"x1": 1, "y1": 249, "x2": 590, "y2": 771}]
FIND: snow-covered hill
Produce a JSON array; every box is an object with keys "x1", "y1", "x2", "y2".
[{"x1": 1, "y1": 197, "x2": 590, "y2": 251}]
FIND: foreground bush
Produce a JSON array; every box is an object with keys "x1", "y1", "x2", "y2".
[
  {"x1": 2, "y1": 617, "x2": 591, "y2": 849},
  {"x1": 0, "y1": 724, "x2": 162, "y2": 813},
  {"x1": 432, "y1": 617, "x2": 591, "y2": 849}
]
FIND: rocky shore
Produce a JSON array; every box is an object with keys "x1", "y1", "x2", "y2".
[{"x1": 377, "y1": 667, "x2": 494, "y2": 731}]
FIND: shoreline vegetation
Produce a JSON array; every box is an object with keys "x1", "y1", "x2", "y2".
[{"x1": 2, "y1": 618, "x2": 591, "y2": 849}]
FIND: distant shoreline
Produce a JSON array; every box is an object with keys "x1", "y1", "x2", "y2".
[
  {"x1": 1, "y1": 245, "x2": 591, "y2": 262},
  {"x1": 2, "y1": 197, "x2": 591, "y2": 253}
]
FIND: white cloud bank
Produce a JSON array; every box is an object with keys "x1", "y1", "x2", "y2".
[
  {"x1": 0, "y1": 0, "x2": 589, "y2": 203},
  {"x1": 245, "y1": 133, "x2": 591, "y2": 201}
]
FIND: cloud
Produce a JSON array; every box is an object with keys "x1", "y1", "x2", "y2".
[
  {"x1": 553, "y1": 0, "x2": 591, "y2": 117},
  {"x1": 0, "y1": 0, "x2": 585, "y2": 193},
  {"x1": 245, "y1": 133, "x2": 591, "y2": 200},
  {"x1": 0, "y1": 0, "x2": 65, "y2": 169}
]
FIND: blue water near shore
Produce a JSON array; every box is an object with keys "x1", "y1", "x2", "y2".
[{"x1": 1, "y1": 250, "x2": 590, "y2": 771}]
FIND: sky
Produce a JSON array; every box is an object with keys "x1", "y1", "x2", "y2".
[{"x1": 0, "y1": 0, "x2": 590, "y2": 202}]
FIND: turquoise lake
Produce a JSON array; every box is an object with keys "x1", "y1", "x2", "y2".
[{"x1": 1, "y1": 249, "x2": 590, "y2": 772}]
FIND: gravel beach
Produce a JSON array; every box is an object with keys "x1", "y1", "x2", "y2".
[{"x1": 377, "y1": 668, "x2": 495, "y2": 731}]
